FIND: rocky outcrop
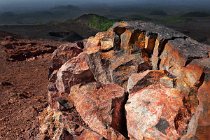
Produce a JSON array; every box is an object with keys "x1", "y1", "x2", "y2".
[
  {"x1": 0, "y1": 37, "x2": 63, "y2": 61},
  {"x1": 38, "y1": 21, "x2": 210, "y2": 140}
]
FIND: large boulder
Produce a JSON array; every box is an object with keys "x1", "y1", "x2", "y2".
[
  {"x1": 126, "y1": 84, "x2": 183, "y2": 139},
  {"x1": 38, "y1": 21, "x2": 210, "y2": 140},
  {"x1": 69, "y1": 83, "x2": 127, "y2": 139}
]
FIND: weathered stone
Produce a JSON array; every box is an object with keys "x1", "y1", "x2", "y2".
[
  {"x1": 100, "y1": 38, "x2": 114, "y2": 51},
  {"x1": 127, "y1": 70, "x2": 166, "y2": 93},
  {"x1": 40, "y1": 21, "x2": 210, "y2": 140},
  {"x1": 128, "y1": 29, "x2": 145, "y2": 52},
  {"x1": 120, "y1": 29, "x2": 132, "y2": 53},
  {"x1": 38, "y1": 106, "x2": 104, "y2": 140},
  {"x1": 135, "y1": 31, "x2": 146, "y2": 49},
  {"x1": 145, "y1": 33, "x2": 158, "y2": 54},
  {"x1": 84, "y1": 37, "x2": 100, "y2": 54},
  {"x1": 125, "y1": 84, "x2": 183, "y2": 139},
  {"x1": 159, "y1": 76, "x2": 174, "y2": 88},
  {"x1": 87, "y1": 44, "x2": 151, "y2": 89},
  {"x1": 151, "y1": 38, "x2": 168, "y2": 70},
  {"x1": 48, "y1": 52, "x2": 95, "y2": 110},
  {"x1": 49, "y1": 43, "x2": 83, "y2": 77},
  {"x1": 110, "y1": 53, "x2": 145, "y2": 87},
  {"x1": 74, "y1": 129, "x2": 104, "y2": 140},
  {"x1": 159, "y1": 38, "x2": 209, "y2": 73},
  {"x1": 69, "y1": 83, "x2": 127, "y2": 139},
  {"x1": 55, "y1": 52, "x2": 94, "y2": 94},
  {"x1": 101, "y1": 50, "x2": 115, "y2": 59},
  {"x1": 87, "y1": 52, "x2": 112, "y2": 84},
  {"x1": 191, "y1": 58, "x2": 210, "y2": 139}
]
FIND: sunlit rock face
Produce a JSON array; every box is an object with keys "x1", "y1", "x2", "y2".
[{"x1": 38, "y1": 21, "x2": 210, "y2": 140}]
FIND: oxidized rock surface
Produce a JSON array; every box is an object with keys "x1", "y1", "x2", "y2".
[
  {"x1": 126, "y1": 84, "x2": 183, "y2": 140},
  {"x1": 69, "y1": 83, "x2": 127, "y2": 139},
  {"x1": 0, "y1": 37, "x2": 63, "y2": 61},
  {"x1": 38, "y1": 21, "x2": 210, "y2": 140}
]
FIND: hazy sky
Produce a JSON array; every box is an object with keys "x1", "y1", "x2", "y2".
[{"x1": 0, "y1": 0, "x2": 210, "y2": 12}]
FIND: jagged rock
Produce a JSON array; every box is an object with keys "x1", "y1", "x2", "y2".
[
  {"x1": 69, "y1": 83, "x2": 127, "y2": 139},
  {"x1": 159, "y1": 76, "x2": 174, "y2": 88},
  {"x1": 100, "y1": 38, "x2": 114, "y2": 51},
  {"x1": 38, "y1": 107, "x2": 105, "y2": 140},
  {"x1": 120, "y1": 29, "x2": 132, "y2": 53},
  {"x1": 159, "y1": 38, "x2": 209, "y2": 78},
  {"x1": 125, "y1": 84, "x2": 184, "y2": 140},
  {"x1": 49, "y1": 43, "x2": 83, "y2": 77},
  {"x1": 162, "y1": 39, "x2": 208, "y2": 66},
  {"x1": 55, "y1": 52, "x2": 93, "y2": 93},
  {"x1": 87, "y1": 51, "x2": 112, "y2": 84},
  {"x1": 110, "y1": 52, "x2": 147, "y2": 88},
  {"x1": 127, "y1": 70, "x2": 166, "y2": 93},
  {"x1": 145, "y1": 32, "x2": 157, "y2": 54},
  {"x1": 189, "y1": 58, "x2": 210, "y2": 139},
  {"x1": 85, "y1": 30, "x2": 151, "y2": 87},
  {"x1": 49, "y1": 52, "x2": 95, "y2": 110},
  {"x1": 39, "y1": 21, "x2": 210, "y2": 140},
  {"x1": 1, "y1": 38, "x2": 62, "y2": 62}
]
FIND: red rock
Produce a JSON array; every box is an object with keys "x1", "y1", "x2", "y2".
[
  {"x1": 1, "y1": 38, "x2": 62, "y2": 62},
  {"x1": 110, "y1": 53, "x2": 146, "y2": 88},
  {"x1": 100, "y1": 38, "x2": 114, "y2": 51},
  {"x1": 125, "y1": 84, "x2": 183, "y2": 139},
  {"x1": 38, "y1": 106, "x2": 104, "y2": 140},
  {"x1": 69, "y1": 83, "x2": 127, "y2": 139},
  {"x1": 101, "y1": 50, "x2": 115, "y2": 59},
  {"x1": 151, "y1": 39, "x2": 165, "y2": 70},
  {"x1": 127, "y1": 70, "x2": 166, "y2": 93},
  {"x1": 159, "y1": 76, "x2": 174, "y2": 88},
  {"x1": 87, "y1": 52, "x2": 112, "y2": 84},
  {"x1": 49, "y1": 43, "x2": 83, "y2": 76},
  {"x1": 55, "y1": 52, "x2": 94, "y2": 94},
  {"x1": 159, "y1": 38, "x2": 209, "y2": 78},
  {"x1": 135, "y1": 32, "x2": 146, "y2": 49},
  {"x1": 75, "y1": 129, "x2": 104, "y2": 140},
  {"x1": 84, "y1": 37, "x2": 100, "y2": 54},
  {"x1": 41, "y1": 21, "x2": 210, "y2": 140},
  {"x1": 120, "y1": 29, "x2": 132, "y2": 53},
  {"x1": 49, "y1": 52, "x2": 94, "y2": 110},
  {"x1": 190, "y1": 58, "x2": 210, "y2": 139},
  {"x1": 145, "y1": 33, "x2": 157, "y2": 54}
]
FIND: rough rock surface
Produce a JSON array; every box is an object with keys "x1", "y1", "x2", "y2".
[
  {"x1": 38, "y1": 21, "x2": 210, "y2": 140},
  {"x1": 0, "y1": 37, "x2": 63, "y2": 61}
]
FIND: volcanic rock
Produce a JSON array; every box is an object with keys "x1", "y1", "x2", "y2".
[
  {"x1": 1, "y1": 38, "x2": 62, "y2": 61},
  {"x1": 69, "y1": 83, "x2": 127, "y2": 139},
  {"x1": 125, "y1": 84, "x2": 183, "y2": 139},
  {"x1": 38, "y1": 21, "x2": 210, "y2": 140}
]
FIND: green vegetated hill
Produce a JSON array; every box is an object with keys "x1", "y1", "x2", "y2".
[
  {"x1": 0, "y1": 14, "x2": 115, "y2": 41},
  {"x1": 75, "y1": 14, "x2": 115, "y2": 31},
  {"x1": 1, "y1": 11, "x2": 210, "y2": 45}
]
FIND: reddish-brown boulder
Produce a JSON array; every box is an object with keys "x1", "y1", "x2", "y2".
[
  {"x1": 40, "y1": 21, "x2": 210, "y2": 140},
  {"x1": 126, "y1": 84, "x2": 183, "y2": 139},
  {"x1": 127, "y1": 70, "x2": 166, "y2": 93},
  {"x1": 49, "y1": 52, "x2": 94, "y2": 110},
  {"x1": 189, "y1": 58, "x2": 210, "y2": 139},
  {"x1": 159, "y1": 38, "x2": 209, "y2": 78},
  {"x1": 69, "y1": 83, "x2": 127, "y2": 139},
  {"x1": 120, "y1": 29, "x2": 132, "y2": 53},
  {"x1": 145, "y1": 33, "x2": 157, "y2": 54},
  {"x1": 49, "y1": 43, "x2": 83, "y2": 76}
]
